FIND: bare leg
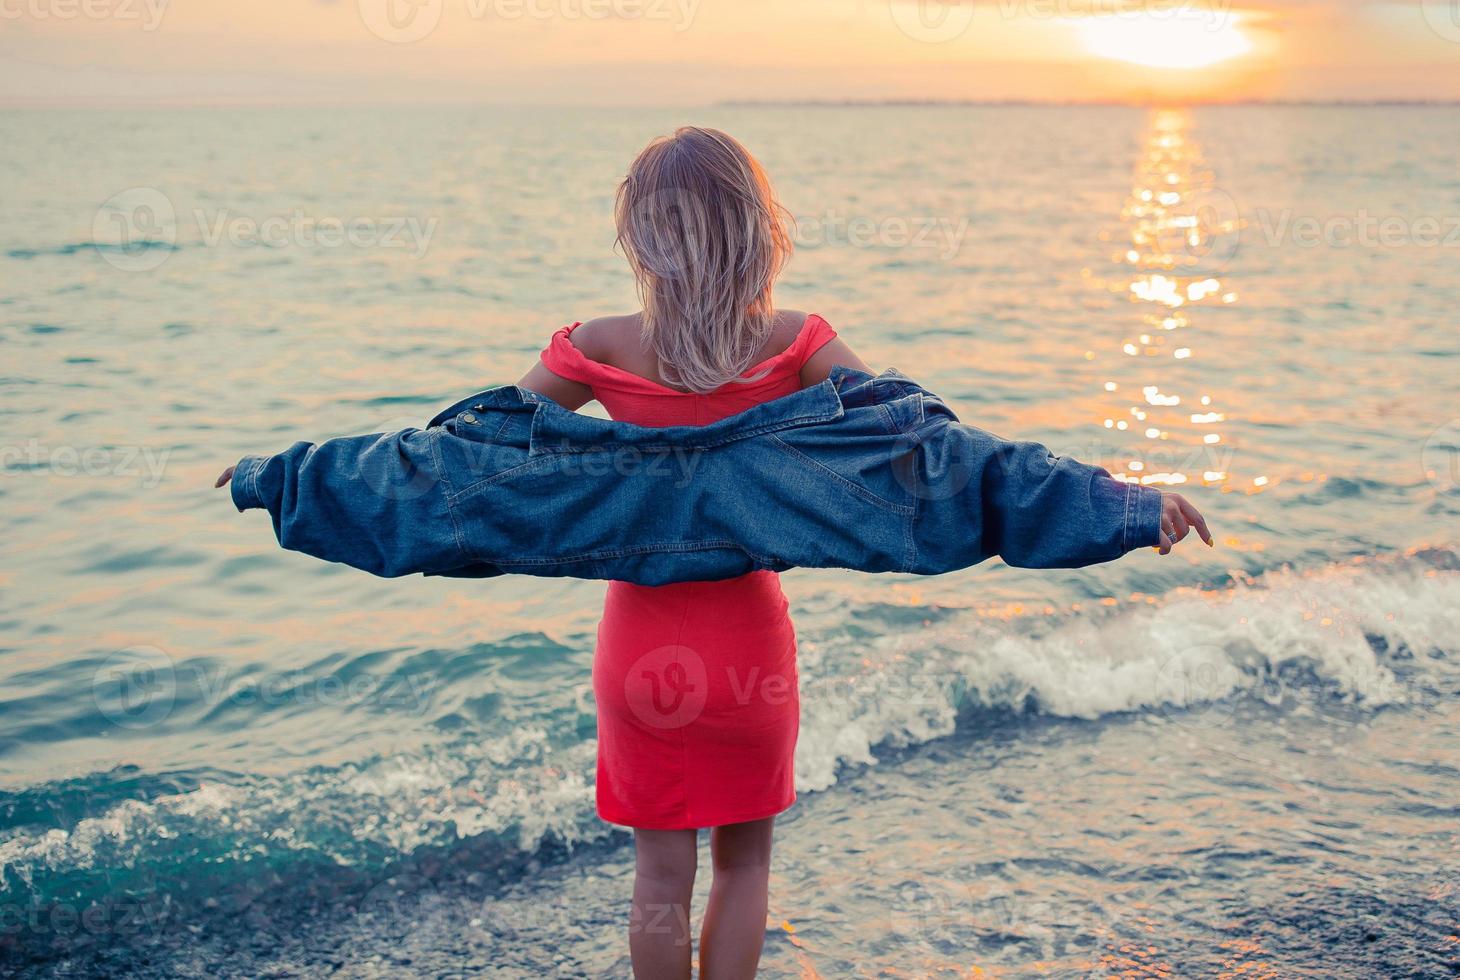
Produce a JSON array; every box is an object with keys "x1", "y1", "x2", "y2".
[
  {"x1": 630, "y1": 828, "x2": 697, "y2": 980},
  {"x1": 699, "y1": 817, "x2": 775, "y2": 980}
]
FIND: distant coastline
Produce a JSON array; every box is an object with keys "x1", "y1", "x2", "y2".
[{"x1": 2, "y1": 98, "x2": 1456, "y2": 112}]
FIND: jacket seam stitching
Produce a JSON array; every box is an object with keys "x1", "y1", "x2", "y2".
[
  {"x1": 448, "y1": 455, "x2": 564, "y2": 504},
  {"x1": 902, "y1": 502, "x2": 917, "y2": 573},
  {"x1": 430, "y1": 430, "x2": 472, "y2": 565},
  {"x1": 877, "y1": 403, "x2": 897, "y2": 435},
  {"x1": 1122, "y1": 478, "x2": 1134, "y2": 554},
  {"x1": 489, "y1": 539, "x2": 748, "y2": 565},
  {"x1": 767, "y1": 435, "x2": 913, "y2": 515},
  {"x1": 247, "y1": 455, "x2": 263, "y2": 507}
]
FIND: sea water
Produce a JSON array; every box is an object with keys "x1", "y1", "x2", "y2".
[{"x1": 1, "y1": 105, "x2": 1457, "y2": 977}]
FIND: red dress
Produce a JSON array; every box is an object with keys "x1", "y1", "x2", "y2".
[{"x1": 539, "y1": 314, "x2": 838, "y2": 829}]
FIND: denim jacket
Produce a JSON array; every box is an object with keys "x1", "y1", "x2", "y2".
[{"x1": 230, "y1": 367, "x2": 1164, "y2": 584}]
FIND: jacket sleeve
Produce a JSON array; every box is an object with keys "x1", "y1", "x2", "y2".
[
  {"x1": 229, "y1": 428, "x2": 468, "y2": 578},
  {"x1": 906, "y1": 418, "x2": 1166, "y2": 572}
]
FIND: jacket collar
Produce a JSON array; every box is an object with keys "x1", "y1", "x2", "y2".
[
  {"x1": 528, "y1": 371, "x2": 853, "y2": 454},
  {"x1": 429, "y1": 365, "x2": 900, "y2": 449}
]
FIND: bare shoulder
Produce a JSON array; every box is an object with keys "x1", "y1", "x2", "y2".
[
  {"x1": 569, "y1": 313, "x2": 642, "y2": 361},
  {"x1": 768, "y1": 308, "x2": 811, "y2": 351},
  {"x1": 796, "y1": 309, "x2": 871, "y2": 384}
]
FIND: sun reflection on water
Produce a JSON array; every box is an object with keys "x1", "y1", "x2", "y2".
[{"x1": 1096, "y1": 109, "x2": 1249, "y2": 492}]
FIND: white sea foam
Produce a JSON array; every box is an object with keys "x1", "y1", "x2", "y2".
[
  {"x1": 0, "y1": 783, "x2": 243, "y2": 891},
  {"x1": 794, "y1": 552, "x2": 1458, "y2": 793},
  {"x1": 5, "y1": 554, "x2": 1454, "y2": 891}
]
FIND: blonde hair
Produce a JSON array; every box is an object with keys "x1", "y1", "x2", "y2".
[{"x1": 614, "y1": 127, "x2": 793, "y2": 394}]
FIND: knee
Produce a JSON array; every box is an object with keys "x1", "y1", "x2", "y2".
[
  {"x1": 710, "y1": 820, "x2": 774, "y2": 876},
  {"x1": 710, "y1": 845, "x2": 771, "y2": 877},
  {"x1": 635, "y1": 855, "x2": 696, "y2": 897}
]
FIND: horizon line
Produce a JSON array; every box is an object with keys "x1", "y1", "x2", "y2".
[{"x1": 4, "y1": 97, "x2": 1460, "y2": 111}]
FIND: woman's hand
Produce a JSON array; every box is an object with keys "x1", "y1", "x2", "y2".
[
  {"x1": 215, "y1": 465, "x2": 235, "y2": 489},
  {"x1": 1157, "y1": 492, "x2": 1213, "y2": 555}
]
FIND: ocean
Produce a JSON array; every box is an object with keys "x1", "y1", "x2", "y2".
[{"x1": 1, "y1": 104, "x2": 1457, "y2": 977}]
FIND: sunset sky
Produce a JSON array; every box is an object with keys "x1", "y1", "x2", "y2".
[{"x1": 3, "y1": 0, "x2": 1458, "y2": 106}]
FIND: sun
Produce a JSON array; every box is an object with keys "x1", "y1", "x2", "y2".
[{"x1": 1076, "y1": 11, "x2": 1253, "y2": 70}]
